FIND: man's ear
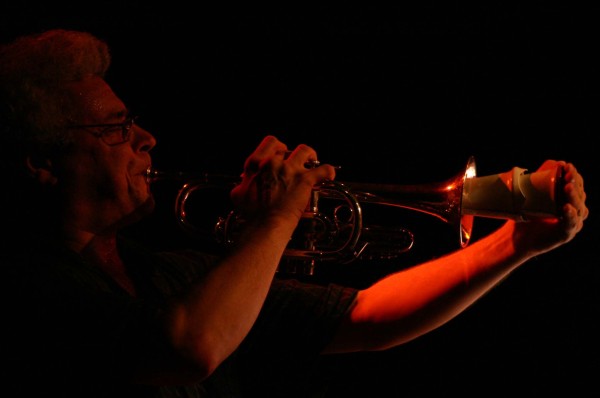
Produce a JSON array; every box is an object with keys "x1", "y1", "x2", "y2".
[{"x1": 25, "y1": 154, "x2": 58, "y2": 185}]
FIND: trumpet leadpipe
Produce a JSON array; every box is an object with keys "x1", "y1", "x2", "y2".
[{"x1": 145, "y1": 167, "x2": 240, "y2": 185}]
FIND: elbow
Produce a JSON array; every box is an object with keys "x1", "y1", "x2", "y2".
[
  {"x1": 165, "y1": 307, "x2": 231, "y2": 381},
  {"x1": 149, "y1": 331, "x2": 225, "y2": 384},
  {"x1": 184, "y1": 335, "x2": 227, "y2": 380}
]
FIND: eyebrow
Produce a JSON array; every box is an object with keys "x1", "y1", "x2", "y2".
[
  {"x1": 66, "y1": 108, "x2": 132, "y2": 127},
  {"x1": 107, "y1": 109, "x2": 130, "y2": 121},
  {"x1": 91, "y1": 108, "x2": 130, "y2": 124}
]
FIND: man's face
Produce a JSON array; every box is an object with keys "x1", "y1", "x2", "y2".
[{"x1": 55, "y1": 76, "x2": 157, "y2": 233}]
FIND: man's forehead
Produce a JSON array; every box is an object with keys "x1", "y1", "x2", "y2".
[{"x1": 64, "y1": 76, "x2": 125, "y2": 120}]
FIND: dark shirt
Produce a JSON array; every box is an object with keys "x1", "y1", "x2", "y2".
[{"x1": 2, "y1": 234, "x2": 358, "y2": 397}]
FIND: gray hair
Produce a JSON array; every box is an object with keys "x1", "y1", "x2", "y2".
[{"x1": 0, "y1": 29, "x2": 111, "y2": 156}]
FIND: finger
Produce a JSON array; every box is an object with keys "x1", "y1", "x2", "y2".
[
  {"x1": 310, "y1": 164, "x2": 337, "y2": 182},
  {"x1": 254, "y1": 135, "x2": 288, "y2": 159},
  {"x1": 563, "y1": 164, "x2": 586, "y2": 202},
  {"x1": 284, "y1": 144, "x2": 318, "y2": 169},
  {"x1": 243, "y1": 136, "x2": 288, "y2": 176},
  {"x1": 562, "y1": 166, "x2": 588, "y2": 224}
]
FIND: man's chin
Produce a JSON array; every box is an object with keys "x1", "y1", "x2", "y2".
[
  {"x1": 118, "y1": 196, "x2": 156, "y2": 228},
  {"x1": 135, "y1": 196, "x2": 157, "y2": 219}
]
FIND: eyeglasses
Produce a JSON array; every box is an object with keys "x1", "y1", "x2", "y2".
[{"x1": 67, "y1": 115, "x2": 138, "y2": 146}]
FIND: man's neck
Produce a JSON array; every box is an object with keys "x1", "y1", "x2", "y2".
[{"x1": 80, "y1": 234, "x2": 138, "y2": 296}]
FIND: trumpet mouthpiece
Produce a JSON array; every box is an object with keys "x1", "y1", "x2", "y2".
[{"x1": 145, "y1": 167, "x2": 189, "y2": 184}]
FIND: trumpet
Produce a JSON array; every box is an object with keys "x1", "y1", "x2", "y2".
[{"x1": 146, "y1": 157, "x2": 563, "y2": 274}]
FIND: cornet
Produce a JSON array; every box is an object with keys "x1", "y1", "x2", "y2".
[{"x1": 146, "y1": 156, "x2": 563, "y2": 274}]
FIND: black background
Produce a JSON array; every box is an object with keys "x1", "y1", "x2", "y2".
[{"x1": 2, "y1": 5, "x2": 598, "y2": 396}]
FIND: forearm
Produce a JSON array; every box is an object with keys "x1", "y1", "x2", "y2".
[
  {"x1": 326, "y1": 221, "x2": 529, "y2": 353},
  {"x1": 166, "y1": 212, "x2": 299, "y2": 373}
]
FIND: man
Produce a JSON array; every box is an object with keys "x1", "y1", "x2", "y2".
[{"x1": 0, "y1": 29, "x2": 588, "y2": 397}]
